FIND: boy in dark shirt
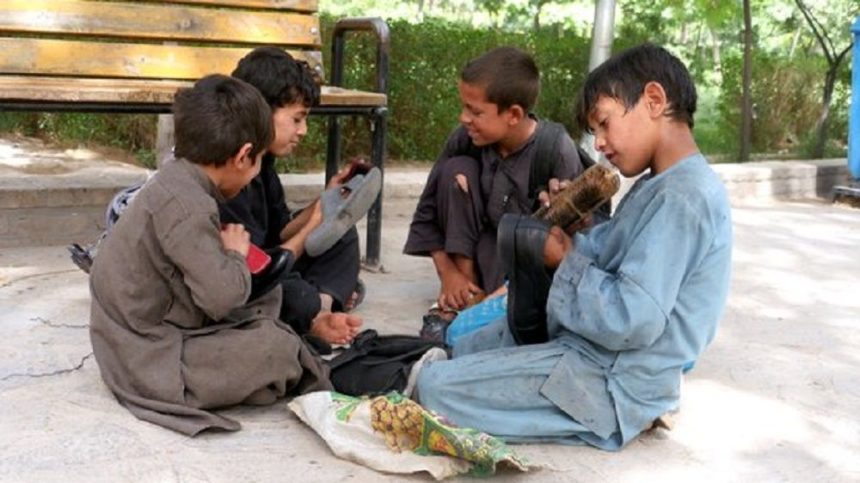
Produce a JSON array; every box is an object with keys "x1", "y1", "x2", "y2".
[
  {"x1": 404, "y1": 47, "x2": 587, "y2": 314},
  {"x1": 221, "y1": 47, "x2": 363, "y2": 346}
]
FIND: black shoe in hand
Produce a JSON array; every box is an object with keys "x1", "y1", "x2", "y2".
[
  {"x1": 248, "y1": 247, "x2": 293, "y2": 302},
  {"x1": 498, "y1": 214, "x2": 553, "y2": 345}
]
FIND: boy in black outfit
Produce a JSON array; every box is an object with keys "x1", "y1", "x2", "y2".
[
  {"x1": 404, "y1": 46, "x2": 589, "y2": 314},
  {"x1": 220, "y1": 47, "x2": 363, "y2": 346}
]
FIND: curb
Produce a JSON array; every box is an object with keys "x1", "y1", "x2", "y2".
[{"x1": 0, "y1": 159, "x2": 851, "y2": 248}]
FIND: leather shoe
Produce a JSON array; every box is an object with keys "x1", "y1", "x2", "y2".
[
  {"x1": 249, "y1": 247, "x2": 294, "y2": 302},
  {"x1": 498, "y1": 213, "x2": 553, "y2": 345}
]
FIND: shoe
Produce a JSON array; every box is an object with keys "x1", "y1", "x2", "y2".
[
  {"x1": 344, "y1": 278, "x2": 366, "y2": 312},
  {"x1": 67, "y1": 243, "x2": 94, "y2": 274},
  {"x1": 498, "y1": 213, "x2": 552, "y2": 345},
  {"x1": 248, "y1": 247, "x2": 293, "y2": 302},
  {"x1": 419, "y1": 313, "x2": 450, "y2": 344},
  {"x1": 306, "y1": 167, "x2": 382, "y2": 257},
  {"x1": 533, "y1": 163, "x2": 620, "y2": 229}
]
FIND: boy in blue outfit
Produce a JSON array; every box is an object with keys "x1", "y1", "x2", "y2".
[{"x1": 416, "y1": 43, "x2": 733, "y2": 450}]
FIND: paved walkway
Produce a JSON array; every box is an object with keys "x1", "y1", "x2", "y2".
[{"x1": 1, "y1": 141, "x2": 859, "y2": 481}]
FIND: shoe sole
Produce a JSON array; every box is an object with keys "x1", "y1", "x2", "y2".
[{"x1": 306, "y1": 167, "x2": 382, "y2": 257}]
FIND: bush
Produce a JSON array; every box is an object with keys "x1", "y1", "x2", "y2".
[{"x1": 0, "y1": 15, "x2": 849, "y2": 168}]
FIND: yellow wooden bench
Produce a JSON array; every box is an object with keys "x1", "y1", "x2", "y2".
[{"x1": 0, "y1": 0, "x2": 389, "y2": 266}]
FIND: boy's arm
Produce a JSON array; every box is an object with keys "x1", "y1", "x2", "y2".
[
  {"x1": 162, "y1": 212, "x2": 251, "y2": 322},
  {"x1": 550, "y1": 191, "x2": 714, "y2": 351}
]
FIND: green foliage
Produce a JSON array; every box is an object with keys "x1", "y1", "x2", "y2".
[{"x1": 0, "y1": 1, "x2": 852, "y2": 167}]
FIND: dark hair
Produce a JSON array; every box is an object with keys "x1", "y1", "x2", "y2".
[
  {"x1": 461, "y1": 46, "x2": 540, "y2": 112},
  {"x1": 574, "y1": 43, "x2": 697, "y2": 133},
  {"x1": 173, "y1": 74, "x2": 273, "y2": 166},
  {"x1": 232, "y1": 46, "x2": 320, "y2": 108}
]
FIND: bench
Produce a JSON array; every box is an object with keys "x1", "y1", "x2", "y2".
[{"x1": 0, "y1": 0, "x2": 389, "y2": 267}]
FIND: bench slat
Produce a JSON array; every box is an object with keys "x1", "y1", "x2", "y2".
[
  {"x1": 156, "y1": 0, "x2": 318, "y2": 12},
  {"x1": 0, "y1": 76, "x2": 386, "y2": 107},
  {"x1": 0, "y1": 38, "x2": 324, "y2": 81},
  {"x1": 0, "y1": 0, "x2": 320, "y2": 47}
]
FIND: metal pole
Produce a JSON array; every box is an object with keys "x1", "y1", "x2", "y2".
[
  {"x1": 588, "y1": 0, "x2": 616, "y2": 72},
  {"x1": 848, "y1": 16, "x2": 860, "y2": 180},
  {"x1": 582, "y1": 0, "x2": 616, "y2": 161}
]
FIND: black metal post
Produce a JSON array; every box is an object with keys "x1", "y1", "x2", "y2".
[{"x1": 326, "y1": 17, "x2": 390, "y2": 269}]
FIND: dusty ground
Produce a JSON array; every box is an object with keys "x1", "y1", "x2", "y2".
[{"x1": 1, "y1": 191, "x2": 859, "y2": 481}]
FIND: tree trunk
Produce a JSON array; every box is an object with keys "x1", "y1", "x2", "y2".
[
  {"x1": 813, "y1": 67, "x2": 838, "y2": 158},
  {"x1": 739, "y1": 0, "x2": 753, "y2": 162}
]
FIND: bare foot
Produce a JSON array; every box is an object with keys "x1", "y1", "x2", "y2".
[{"x1": 310, "y1": 311, "x2": 363, "y2": 345}]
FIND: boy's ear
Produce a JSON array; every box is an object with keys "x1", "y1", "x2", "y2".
[
  {"x1": 229, "y1": 142, "x2": 255, "y2": 169},
  {"x1": 503, "y1": 104, "x2": 526, "y2": 125},
  {"x1": 642, "y1": 81, "x2": 668, "y2": 119}
]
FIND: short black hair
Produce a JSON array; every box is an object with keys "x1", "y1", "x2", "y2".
[
  {"x1": 173, "y1": 74, "x2": 273, "y2": 166},
  {"x1": 232, "y1": 46, "x2": 320, "y2": 108},
  {"x1": 574, "y1": 43, "x2": 697, "y2": 132},
  {"x1": 461, "y1": 46, "x2": 540, "y2": 112}
]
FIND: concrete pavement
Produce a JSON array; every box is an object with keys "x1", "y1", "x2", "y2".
[{"x1": 1, "y1": 137, "x2": 859, "y2": 481}]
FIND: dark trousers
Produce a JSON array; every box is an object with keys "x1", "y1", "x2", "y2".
[
  {"x1": 429, "y1": 156, "x2": 503, "y2": 292},
  {"x1": 279, "y1": 226, "x2": 360, "y2": 334}
]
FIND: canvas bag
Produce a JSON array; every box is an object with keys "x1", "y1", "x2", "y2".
[{"x1": 327, "y1": 329, "x2": 448, "y2": 396}]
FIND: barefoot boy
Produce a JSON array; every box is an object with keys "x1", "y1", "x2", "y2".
[
  {"x1": 222, "y1": 47, "x2": 365, "y2": 346},
  {"x1": 89, "y1": 75, "x2": 332, "y2": 435}
]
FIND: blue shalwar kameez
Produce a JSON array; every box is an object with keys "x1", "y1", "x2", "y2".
[{"x1": 417, "y1": 153, "x2": 733, "y2": 450}]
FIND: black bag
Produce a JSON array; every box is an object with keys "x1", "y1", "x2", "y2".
[{"x1": 327, "y1": 329, "x2": 448, "y2": 396}]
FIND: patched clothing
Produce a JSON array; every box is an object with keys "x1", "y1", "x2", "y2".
[
  {"x1": 417, "y1": 154, "x2": 732, "y2": 449},
  {"x1": 89, "y1": 158, "x2": 331, "y2": 436}
]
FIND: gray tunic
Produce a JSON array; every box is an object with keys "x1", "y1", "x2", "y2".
[{"x1": 89, "y1": 158, "x2": 331, "y2": 436}]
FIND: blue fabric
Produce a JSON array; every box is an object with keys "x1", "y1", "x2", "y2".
[
  {"x1": 418, "y1": 153, "x2": 732, "y2": 450},
  {"x1": 445, "y1": 294, "x2": 508, "y2": 346}
]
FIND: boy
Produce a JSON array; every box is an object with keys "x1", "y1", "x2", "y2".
[
  {"x1": 221, "y1": 47, "x2": 366, "y2": 346},
  {"x1": 416, "y1": 43, "x2": 733, "y2": 450},
  {"x1": 89, "y1": 75, "x2": 332, "y2": 435},
  {"x1": 404, "y1": 46, "x2": 589, "y2": 314}
]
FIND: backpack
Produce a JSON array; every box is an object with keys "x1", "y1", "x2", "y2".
[
  {"x1": 450, "y1": 121, "x2": 605, "y2": 226},
  {"x1": 327, "y1": 329, "x2": 448, "y2": 396},
  {"x1": 68, "y1": 179, "x2": 149, "y2": 273}
]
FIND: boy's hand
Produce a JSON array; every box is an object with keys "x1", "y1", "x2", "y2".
[
  {"x1": 566, "y1": 213, "x2": 593, "y2": 234},
  {"x1": 307, "y1": 199, "x2": 323, "y2": 229},
  {"x1": 543, "y1": 225, "x2": 572, "y2": 270},
  {"x1": 537, "y1": 177, "x2": 567, "y2": 208},
  {"x1": 439, "y1": 270, "x2": 483, "y2": 311},
  {"x1": 326, "y1": 157, "x2": 372, "y2": 189},
  {"x1": 220, "y1": 223, "x2": 251, "y2": 257},
  {"x1": 310, "y1": 311, "x2": 363, "y2": 345}
]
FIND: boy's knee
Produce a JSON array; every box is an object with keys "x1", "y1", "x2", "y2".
[{"x1": 454, "y1": 173, "x2": 469, "y2": 193}]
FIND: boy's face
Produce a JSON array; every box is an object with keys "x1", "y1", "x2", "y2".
[
  {"x1": 457, "y1": 81, "x2": 517, "y2": 147},
  {"x1": 268, "y1": 102, "x2": 309, "y2": 157},
  {"x1": 588, "y1": 95, "x2": 657, "y2": 177}
]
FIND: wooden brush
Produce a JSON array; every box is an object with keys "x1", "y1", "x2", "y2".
[{"x1": 533, "y1": 163, "x2": 620, "y2": 228}]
